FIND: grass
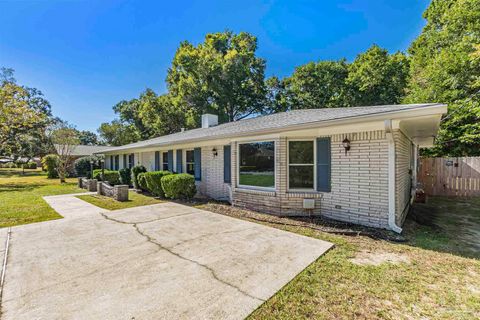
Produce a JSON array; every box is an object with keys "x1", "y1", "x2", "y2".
[
  {"x1": 76, "y1": 191, "x2": 163, "y2": 210},
  {"x1": 0, "y1": 168, "x2": 84, "y2": 227},
  {"x1": 239, "y1": 173, "x2": 275, "y2": 188},
  {"x1": 196, "y1": 202, "x2": 480, "y2": 320},
  {"x1": 403, "y1": 196, "x2": 480, "y2": 259}
]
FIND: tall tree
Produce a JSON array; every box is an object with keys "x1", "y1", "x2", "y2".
[
  {"x1": 347, "y1": 45, "x2": 409, "y2": 106},
  {"x1": 77, "y1": 130, "x2": 100, "y2": 145},
  {"x1": 405, "y1": 0, "x2": 480, "y2": 156},
  {"x1": 167, "y1": 31, "x2": 267, "y2": 123},
  {"x1": 97, "y1": 120, "x2": 140, "y2": 146},
  {"x1": 283, "y1": 60, "x2": 352, "y2": 110},
  {"x1": 0, "y1": 68, "x2": 52, "y2": 157},
  {"x1": 139, "y1": 93, "x2": 191, "y2": 136}
]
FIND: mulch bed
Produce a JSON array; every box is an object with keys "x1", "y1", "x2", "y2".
[{"x1": 186, "y1": 200, "x2": 407, "y2": 242}]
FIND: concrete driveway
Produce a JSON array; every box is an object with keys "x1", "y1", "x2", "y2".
[{"x1": 1, "y1": 196, "x2": 332, "y2": 319}]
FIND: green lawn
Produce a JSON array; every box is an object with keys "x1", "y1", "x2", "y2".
[
  {"x1": 0, "y1": 168, "x2": 84, "y2": 228},
  {"x1": 197, "y1": 202, "x2": 480, "y2": 320},
  {"x1": 76, "y1": 191, "x2": 163, "y2": 210}
]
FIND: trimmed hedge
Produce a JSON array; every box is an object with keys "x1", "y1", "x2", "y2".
[
  {"x1": 144, "y1": 171, "x2": 172, "y2": 197},
  {"x1": 161, "y1": 173, "x2": 196, "y2": 199},
  {"x1": 131, "y1": 165, "x2": 147, "y2": 190},
  {"x1": 119, "y1": 168, "x2": 132, "y2": 186},
  {"x1": 93, "y1": 169, "x2": 121, "y2": 185},
  {"x1": 41, "y1": 154, "x2": 58, "y2": 178},
  {"x1": 137, "y1": 172, "x2": 148, "y2": 191}
]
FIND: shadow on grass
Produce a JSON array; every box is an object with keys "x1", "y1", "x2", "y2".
[
  {"x1": 404, "y1": 196, "x2": 480, "y2": 260},
  {"x1": 0, "y1": 183, "x2": 48, "y2": 193},
  {"x1": 0, "y1": 169, "x2": 47, "y2": 178}
]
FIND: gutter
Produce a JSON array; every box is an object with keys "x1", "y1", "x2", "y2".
[{"x1": 384, "y1": 120, "x2": 403, "y2": 234}]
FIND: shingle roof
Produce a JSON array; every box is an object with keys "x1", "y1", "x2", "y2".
[
  {"x1": 99, "y1": 103, "x2": 445, "y2": 153},
  {"x1": 54, "y1": 145, "x2": 110, "y2": 156}
]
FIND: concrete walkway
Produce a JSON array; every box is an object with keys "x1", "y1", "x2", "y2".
[
  {"x1": 42, "y1": 192, "x2": 107, "y2": 219},
  {"x1": 1, "y1": 196, "x2": 333, "y2": 319}
]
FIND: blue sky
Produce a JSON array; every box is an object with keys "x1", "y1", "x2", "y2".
[{"x1": 0, "y1": 0, "x2": 430, "y2": 132}]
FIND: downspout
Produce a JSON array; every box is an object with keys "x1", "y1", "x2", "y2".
[{"x1": 385, "y1": 120, "x2": 403, "y2": 233}]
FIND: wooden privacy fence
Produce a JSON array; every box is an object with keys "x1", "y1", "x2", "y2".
[{"x1": 419, "y1": 157, "x2": 480, "y2": 197}]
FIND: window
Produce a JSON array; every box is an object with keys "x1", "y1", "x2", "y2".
[
  {"x1": 288, "y1": 140, "x2": 314, "y2": 190},
  {"x1": 162, "y1": 152, "x2": 169, "y2": 171},
  {"x1": 185, "y1": 150, "x2": 195, "y2": 175},
  {"x1": 128, "y1": 154, "x2": 134, "y2": 168},
  {"x1": 238, "y1": 141, "x2": 275, "y2": 188}
]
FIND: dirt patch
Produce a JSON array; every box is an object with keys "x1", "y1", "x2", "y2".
[{"x1": 350, "y1": 250, "x2": 410, "y2": 266}]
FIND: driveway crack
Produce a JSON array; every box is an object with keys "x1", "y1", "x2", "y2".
[{"x1": 99, "y1": 212, "x2": 265, "y2": 303}]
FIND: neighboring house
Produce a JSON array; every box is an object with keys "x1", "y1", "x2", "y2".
[
  {"x1": 54, "y1": 145, "x2": 109, "y2": 158},
  {"x1": 97, "y1": 103, "x2": 447, "y2": 232}
]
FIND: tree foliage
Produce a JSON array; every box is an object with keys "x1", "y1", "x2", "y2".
[
  {"x1": 0, "y1": 68, "x2": 52, "y2": 157},
  {"x1": 98, "y1": 120, "x2": 140, "y2": 146},
  {"x1": 347, "y1": 45, "x2": 409, "y2": 106},
  {"x1": 405, "y1": 0, "x2": 480, "y2": 156},
  {"x1": 167, "y1": 31, "x2": 267, "y2": 123}
]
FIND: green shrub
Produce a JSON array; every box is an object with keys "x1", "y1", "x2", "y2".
[
  {"x1": 93, "y1": 169, "x2": 120, "y2": 185},
  {"x1": 41, "y1": 154, "x2": 58, "y2": 178},
  {"x1": 119, "y1": 168, "x2": 132, "y2": 186},
  {"x1": 161, "y1": 173, "x2": 196, "y2": 199},
  {"x1": 144, "y1": 171, "x2": 172, "y2": 197},
  {"x1": 131, "y1": 165, "x2": 147, "y2": 190},
  {"x1": 74, "y1": 156, "x2": 101, "y2": 178},
  {"x1": 137, "y1": 173, "x2": 148, "y2": 191}
]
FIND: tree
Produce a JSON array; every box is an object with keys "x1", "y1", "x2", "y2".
[
  {"x1": 347, "y1": 45, "x2": 409, "y2": 106},
  {"x1": 50, "y1": 125, "x2": 80, "y2": 183},
  {"x1": 139, "y1": 93, "x2": 191, "y2": 136},
  {"x1": 282, "y1": 60, "x2": 352, "y2": 110},
  {"x1": 0, "y1": 68, "x2": 52, "y2": 156},
  {"x1": 77, "y1": 130, "x2": 100, "y2": 145},
  {"x1": 167, "y1": 31, "x2": 267, "y2": 123},
  {"x1": 113, "y1": 91, "x2": 152, "y2": 140},
  {"x1": 97, "y1": 120, "x2": 140, "y2": 146},
  {"x1": 405, "y1": 0, "x2": 480, "y2": 156}
]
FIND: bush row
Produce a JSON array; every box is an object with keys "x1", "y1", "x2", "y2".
[
  {"x1": 132, "y1": 166, "x2": 196, "y2": 200},
  {"x1": 87, "y1": 165, "x2": 197, "y2": 200}
]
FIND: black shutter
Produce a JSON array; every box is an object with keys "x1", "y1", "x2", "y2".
[
  {"x1": 176, "y1": 150, "x2": 183, "y2": 173},
  {"x1": 123, "y1": 154, "x2": 127, "y2": 169},
  {"x1": 167, "y1": 150, "x2": 174, "y2": 172},
  {"x1": 223, "y1": 145, "x2": 231, "y2": 183},
  {"x1": 154, "y1": 151, "x2": 160, "y2": 171},
  {"x1": 115, "y1": 155, "x2": 119, "y2": 170},
  {"x1": 316, "y1": 137, "x2": 331, "y2": 192},
  {"x1": 194, "y1": 147, "x2": 201, "y2": 181}
]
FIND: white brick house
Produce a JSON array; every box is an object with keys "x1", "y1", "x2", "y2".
[{"x1": 99, "y1": 103, "x2": 446, "y2": 232}]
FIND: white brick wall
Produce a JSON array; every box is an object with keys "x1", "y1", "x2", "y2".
[
  {"x1": 110, "y1": 129, "x2": 413, "y2": 230},
  {"x1": 198, "y1": 145, "x2": 230, "y2": 200},
  {"x1": 230, "y1": 130, "x2": 391, "y2": 229}
]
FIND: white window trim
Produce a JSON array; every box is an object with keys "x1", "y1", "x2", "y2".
[
  {"x1": 287, "y1": 139, "x2": 316, "y2": 192},
  {"x1": 184, "y1": 149, "x2": 195, "y2": 175},
  {"x1": 237, "y1": 140, "x2": 276, "y2": 191}
]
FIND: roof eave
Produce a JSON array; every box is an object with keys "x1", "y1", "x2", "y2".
[{"x1": 98, "y1": 104, "x2": 447, "y2": 154}]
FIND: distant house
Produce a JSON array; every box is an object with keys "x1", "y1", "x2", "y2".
[
  {"x1": 54, "y1": 145, "x2": 109, "y2": 158},
  {"x1": 97, "y1": 103, "x2": 447, "y2": 232}
]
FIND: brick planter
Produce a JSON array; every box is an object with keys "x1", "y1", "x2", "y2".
[{"x1": 97, "y1": 182, "x2": 129, "y2": 201}]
